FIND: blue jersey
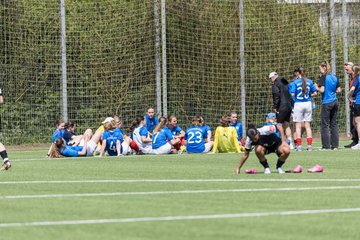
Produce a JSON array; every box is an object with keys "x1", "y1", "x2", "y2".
[
  {"x1": 152, "y1": 128, "x2": 173, "y2": 149},
  {"x1": 144, "y1": 115, "x2": 158, "y2": 132},
  {"x1": 131, "y1": 126, "x2": 149, "y2": 140},
  {"x1": 200, "y1": 125, "x2": 211, "y2": 136},
  {"x1": 63, "y1": 129, "x2": 74, "y2": 145},
  {"x1": 166, "y1": 125, "x2": 183, "y2": 136},
  {"x1": 229, "y1": 122, "x2": 243, "y2": 141},
  {"x1": 102, "y1": 128, "x2": 124, "y2": 156},
  {"x1": 139, "y1": 126, "x2": 149, "y2": 137},
  {"x1": 52, "y1": 129, "x2": 65, "y2": 143},
  {"x1": 352, "y1": 76, "x2": 360, "y2": 104},
  {"x1": 288, "y1": 81, "x2": 296, "y2": 109},
  {"x1": 184, "y1": 126, "x2": 206, "y2": 153},
  {"x1": 61, "y1": 145, "x2": 84, "y2": 157},
  {"x1": 319, "y1": 73, "x2": 339, "y2": 104},
  {"x1": 118, "y1": 128, "x2": 125, "y2": 135},
  {"x1": 290, "y1": 78, "x2": 316, "y2": 103}
]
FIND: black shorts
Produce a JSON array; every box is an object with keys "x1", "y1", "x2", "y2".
[
  {"x1": 354, "y1": 104, "x2": 360, "y2": 117},
  {"x1": 264, "y1": 140, "x2": 281, "y2": 155},
  {"x1": 276, "y1": 108, "x2": 291, "y2": 124}
]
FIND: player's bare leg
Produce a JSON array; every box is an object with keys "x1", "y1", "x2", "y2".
[
  {"x1": 277, "y1": 121, "x2": 289, "y2": 142},
  {"x1": 276, "y1": 142, "x2": 290, "y2": 174},
  {"x1": 0, "y1": 142, "x2": 11, "y2": 171},
  {"x1": 255, "y1": 145, "x2": 271, "y2": 174}
]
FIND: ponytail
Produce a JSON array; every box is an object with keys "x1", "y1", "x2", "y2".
[
  {"x1": 127, "y1": 116, "x2": 144, "y2": 132},
  {"x1": 153, "y1": 117, "x2": 167, "y2": 133},
  {"x1": 299, "y1": 67, "x2": 307, "y2": 95}
]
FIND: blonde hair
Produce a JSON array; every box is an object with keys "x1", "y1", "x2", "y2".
[
  {"x1": 353, "y1": 64, "x2": 360, "y2": 77},
  {"x1": 103, "y1": 120, "x2": 116, "y2": 131},
  {"x1": 320, "y1": 61, "x2": 331, "y2": 74},
  {"x1": 113, "y1": 116, "x2": 121, "y2": 124},
  {"x1": 48, "y1": 142, "x2": 64, "y2": 158}
]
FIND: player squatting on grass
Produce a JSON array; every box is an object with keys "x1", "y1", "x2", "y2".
[{"x1": 234, "y1": 124, "x2": 290, "y2": 175}]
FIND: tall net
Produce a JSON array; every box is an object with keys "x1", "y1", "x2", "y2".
[
  {"x1": 1, "y1": 0, "x2": 360, "y2": 144},
  {"x1": 166, "y1": 0, "x2": 359, "y2": 134},
  {"x1": 0, "y1": 0, "x2": 157, "y2": 143}
]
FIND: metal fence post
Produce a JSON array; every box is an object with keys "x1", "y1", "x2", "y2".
[
  {"x1": 330, "y1": 0, "x2": 336, "y2": 74},
  {"x1": 154, "y1": 0, "x2": 162, "y2": 117},
  {"x1": 60, "y1": 0, "x2": 68, "y2": 122},
  {"x1": 239, "y1": 0, "x2": 246, "y2": 136},
  {"x1": 342, "y1": 0, "x2": 350, "y2": 137},
  {"x1": 161, "y1": 0, "x2": 167, "y2": 117}
]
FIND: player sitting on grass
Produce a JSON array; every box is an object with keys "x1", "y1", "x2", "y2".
[
  {"x1": 63, "y1": 120, "x2": 83, "y2": 146},
  {"x1": 184, "y1": 117, "x2": 213, "y2": 154},
  {"x1": 234, "y1": 124, "x2": 290, "y2": 174},
  {"x1": 166, "y1": 115, "x2": 185, "y2": 153},
  {"x1": 98, "y1": 120, "x2": 126, "y2": 157},
  {"x1": 128, "y1": 116, "x2": 152, "y2": 154},
  {"x1": 52, "y1": 128, "x2": 102, "y2": 157},
  {"x1": 211, "y1": 115, "x2": 241, "y2": 153},
  {"x1": 47, "y1": 119, "x2": 65, "y2": 157},
  {"x1": 152, "y1": 117, "x2": 180, "y2": 155}
]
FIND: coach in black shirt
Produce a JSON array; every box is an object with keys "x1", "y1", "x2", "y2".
[{"x1": 269, "y1": 72, "x2": 292, "y2": 142}]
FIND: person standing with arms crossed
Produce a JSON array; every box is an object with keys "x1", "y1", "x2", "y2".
[
  {"x1": 344, "y1": 62, "x2": 358, "y2": 148},
  {"x1": 0, "y1": 88, "x2": 11, "y2": 171},
  {"x1": 315, "y1": 61, "x2": 341, "y2": 150},
  {"x1": 269, "y1": 72, "x2": 292, "y2": 143},
  {"x1": 348, "y1": 64, "x2": 360, "y2": 149}
]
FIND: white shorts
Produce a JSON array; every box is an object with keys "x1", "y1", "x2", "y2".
[
  {"x1": 121, "y1": 142, "x2": 132, "y2": 155},
  {"x1": 139, "y1": 144, "x2": 153, "y2": 154},
  {"x1": 293, "y1": 101, "x2": 312, "y2": 122},
  {"x1": 203, "y1": 142, "x2": 212, "y2": 153},
  {"x1": 79, "y1": 139, "x2": 99, "y2": 156},
  {"x1": 152, "y1": 142, "x2": 172, "y2": 155}
]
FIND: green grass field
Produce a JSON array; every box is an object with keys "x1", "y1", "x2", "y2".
[{"x1": 1, "y1": 143, "x2": 360, "y2": 240}]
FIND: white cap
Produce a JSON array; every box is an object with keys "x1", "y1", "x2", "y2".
[
  {"x1": 344, "y1": 62, "x2": 354, "y2": 67},
  {"x1": 102, "y1": 117, "x2": 114, "y2": 124},
  {"x1": 269, "y1": 72, "x2": 278, "y2": 79}
]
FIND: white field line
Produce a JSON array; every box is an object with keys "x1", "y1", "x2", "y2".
[
  {"x1": 0, "y1": 208, "x2": 359, "y2": 228},
  {"x1": 11, "y1": 158, "x2": 51, "y2": 162},
  {"x1": 11, "y1": 153, "x2": 187, "y2": 162},
  {"x1": 1, "y1": 179, "x2": 360, "y2": 185},
  {"x1": 1, "y1": 185, "x2": 360, "y2": 200}
]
